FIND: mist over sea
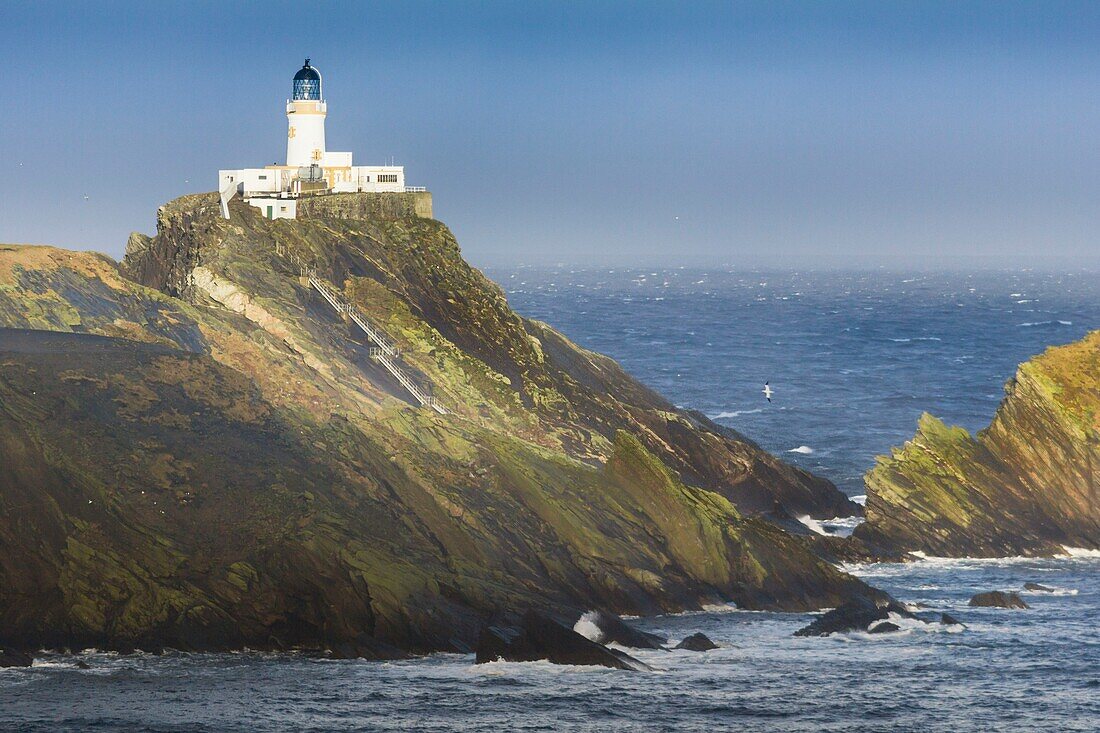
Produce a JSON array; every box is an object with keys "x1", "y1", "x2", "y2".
[{"x1": 4, "y1": 269, "x2": 1098, "y2": 732}]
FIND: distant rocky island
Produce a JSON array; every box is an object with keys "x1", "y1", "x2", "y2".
[{"x1": 0, "y1": 193, "x2": 868, "y2": 657}]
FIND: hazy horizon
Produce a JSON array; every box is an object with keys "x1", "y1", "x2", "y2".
[{"x1": 3, "y1": 1, "x2": 1100, "y2": 269}]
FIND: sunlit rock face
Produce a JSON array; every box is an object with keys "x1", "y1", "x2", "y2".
[
  {"x1": 0, "y1": 196, "x2": 870, "y2": 655},
  {"x1": 856, "y1": 331, "x2": 1100, "y2": 558}
]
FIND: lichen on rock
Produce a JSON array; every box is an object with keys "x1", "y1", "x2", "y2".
[
  {"x1": 0, "y1": 193, "x2": 873, "y2": 655},
  {"x1": 856, "y1": 332, "x2": 1100, "y2": 557}
]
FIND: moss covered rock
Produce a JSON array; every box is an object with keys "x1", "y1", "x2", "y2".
[
  {"x1": 0, "y1": 194, "x2": 874, "y2": 654},
  {"x1": 855, "y1": 332, "x2": 1100, "y2": 557}
]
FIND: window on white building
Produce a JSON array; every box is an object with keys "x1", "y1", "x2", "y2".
[{"x1": 378, "y1": 174, "x2": 398, "y2": 183}]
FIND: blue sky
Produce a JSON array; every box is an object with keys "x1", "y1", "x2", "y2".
[{"x1": 2, "y1": 1, "x2": 1099, "y2": 267}]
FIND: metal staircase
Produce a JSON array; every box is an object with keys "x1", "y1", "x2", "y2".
[{"x1": 276, "y1": 243, "x2": 447, "y2": 414}]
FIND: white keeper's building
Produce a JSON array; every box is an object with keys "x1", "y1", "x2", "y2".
[{"x1": 219, "y1": 59, "x2": 419, "y2": 220}]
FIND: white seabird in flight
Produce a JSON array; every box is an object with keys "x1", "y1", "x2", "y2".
[{"x1": 762, "y1": 382, "x2": 773, "y2": 402}]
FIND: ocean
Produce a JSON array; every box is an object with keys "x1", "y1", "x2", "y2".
[{"x1": 3, "y1": 269, "x2": 1098, "y2": 732}]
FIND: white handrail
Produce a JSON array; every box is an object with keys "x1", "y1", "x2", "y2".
[
  {"x1": 300, "y1": 267, "x2": 447, "y2": 414},
  {"x1": 347, "y1": 307, "x2": 397, "y2": 356}
]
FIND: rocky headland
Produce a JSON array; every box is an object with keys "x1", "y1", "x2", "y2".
[
  {"x1": 0, "y1": 193, "x2": 870, "y2": 657},
  {"x1": 854, "y1": 332, "x2": 1100, "y2": 558}
]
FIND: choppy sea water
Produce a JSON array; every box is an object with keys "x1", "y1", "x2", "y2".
[
  {"x1": 499, "y1": 268, "x2": 1100, "y2": 497},
  {"x1": 3, "y1": 269, "x2": 1099, "y2": 732}
]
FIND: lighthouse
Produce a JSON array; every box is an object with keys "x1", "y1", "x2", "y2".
[
  {"x1": 218, "y1": 58, "x2": 423, "y2": 220},
  {"x1": 286, "y1": 59, "x2": 327, "y2": 167}
]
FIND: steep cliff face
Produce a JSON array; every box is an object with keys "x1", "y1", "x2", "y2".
[
  {"x1": 0, "y1": 194, "x2": 869, "y2": 654},
  {"x1": 123, "y1": 193, "x2": 856, "y2": 520},
  {"x1": 855, "y1": 332, "x2": 1100, "y2": 557}
]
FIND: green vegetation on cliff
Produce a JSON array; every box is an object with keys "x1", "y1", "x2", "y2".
[
  {"x1": 856, "y1": 332, "x2": 1100, "y2": 557},
  {"x1": 0, "y1": 194, "x2": 869, "y2": 654}
]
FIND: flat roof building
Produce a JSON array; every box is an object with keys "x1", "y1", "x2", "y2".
[{"x1": 219, "y1": 59, "x2": 422, "y2": 220}]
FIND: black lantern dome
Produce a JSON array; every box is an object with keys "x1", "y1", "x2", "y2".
[{"x1": 292, "y1": 59, "x2": 322, "y2": 101}]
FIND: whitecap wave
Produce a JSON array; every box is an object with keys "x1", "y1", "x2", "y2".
[
  {"x1": 831, "y1": 612, "x2": 962, "y2": 641},
  {"x1": 798, "y1": 515, "x2": 865, "y2": 538},
  {"x1": 850, "y1": 494, "x2": 867, "y2": 506},
  {"x1": 1061, "y1": 546, "x2": 1100, "y2": 558},
  {"x1": 787, "y1": 445, "x2": 814, "y2": 454},
  {"x1": 470, "y1": 659, "x2": 623, "y2": 676},
  {"x1": 701, "y1": 602, "x2": 739, "y2": 614},
  {"x1": 710, "y1": 408, "x2": 762, "y2": 419},
  {"x1": 1021, "y1": 585, "x2": 1078, "y2": 596},
  {"x1": 1018, "y1": 320, "x2": 1072, "y2": 327},
  {"x1": 572, "y1": 611, "x2": 605, "y2": 643}
]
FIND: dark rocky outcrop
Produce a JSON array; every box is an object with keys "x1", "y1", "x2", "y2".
[
  {"x1": 794, "y1": 598, "x2": 891, "y2": 637},
  {"x1": 0, "y1": 649, "x2": 33, "y2": 667},
  {"x1": 475, "y1": 611, "x2": 650, "y2": 671},
  {"x1": 969, "y1": 591, "x2": 1029, "y2": 609},
  {"x1": 1023, "y1": 582, "x2": 1055, "y2": 593},
  {"x1": 795, "y1": 597, "x2": 916, "y2": 637},
  {"x1": 674, "y1": 633, "x2": 719, "y2": 651},
  {"x1": 328, "y1": 636, "x2": 410, "y2": 661},
  {"x1": 577, "y1": 611, "x2": 666, "y2": 649},
  {"x1": 940, "y1": 613, "x2": 963, "y2": 626},
  {"x1": 868, "y1": 621, "x2": 901, "y2": 634},
  {"x1": 854, "y1": 332, "x2": 1100, "y2": 558}
]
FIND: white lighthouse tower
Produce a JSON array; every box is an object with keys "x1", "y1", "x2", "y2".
[
  {"x1": 286, "y1": 59, "x2": 327, "y2": 167},
  {"x1": 218, "y1": 58, "x2": 419, "y2": 220}
]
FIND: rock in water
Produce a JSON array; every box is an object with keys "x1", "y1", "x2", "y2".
[
  {"x1": 1023, "y1": 582, "x2": 1055, "y2": 593},
  {"x1": 675, "y1": 633, "x2": 719, "y2": 651},
  {"x1": 575, "y1": 610, "x2": 666, "y2": 649},
  {"x1": 476, "y1": 611, "x2": 651, "y2": 671},
  {"x1": 794, "y1": 597, "x2": 890, "y2": 636},
  {"x1": 940, "y1": 613, "x2": 963, "y2": 626},
  {"x1": 969, "y1": 591, "x2": 1029, "y2": 609},
  {"x1": 0, "y1": 649, "x2": 33, "y2": 667},
  {"x1": 868, "y1": 621, "x2": 901, "y2": 634}
]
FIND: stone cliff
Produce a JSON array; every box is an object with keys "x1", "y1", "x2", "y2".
[
  {"x1": 0, "y1": 194, "x2": 868, "y2": 655},
  {"x1": 855, "y1": 332, "x2": 1100, "y2": 557}
]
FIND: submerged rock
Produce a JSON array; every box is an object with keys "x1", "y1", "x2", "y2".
[
  {"x1": 574, "y1": 610, "x2": 666, "y2": 649},
  {"x1": 475, "y1": 611, "x2": 651, "y2": 671},
  {"x1": 674, "y1": 633, "x2": 719, "y2": 651},
  {"x1": 868, "y1": 621, "x2": 901, "y2": 634},
  {"x1": 940, "y1": 613, "x2": 963, "y2": 626},
  {"x1": 1023, "y1": 582, "x2": 1055, "y2": 593},
  {"x1": 969, "y1": 591, "x2": 1029, "y2": 609}
]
